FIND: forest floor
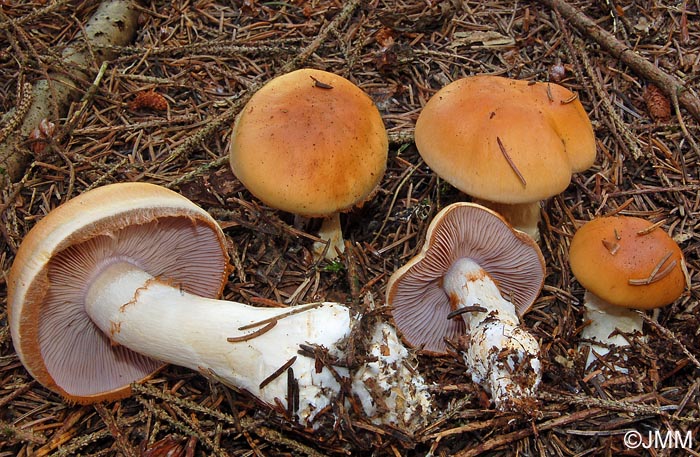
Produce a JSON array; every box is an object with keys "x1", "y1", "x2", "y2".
[{"x1": 1, "y1": 0, "x2": 699, "y2": 456}]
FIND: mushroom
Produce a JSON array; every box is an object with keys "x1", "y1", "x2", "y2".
[
  {"x1": 386, "y1": 202, "x2": 545, "y2": 410},
  {"x1": 569, "y1": 216, "x2": 687, "y2": 368},
  {"x1": 414, "y1": 75, "x2": 596, "y2": 240},
  {"x1": 8, "y1": 182, "x2": 431, "y2": 428},
  {"x1": 229, "y1": 68, "x2": 388, "y2": 259}
]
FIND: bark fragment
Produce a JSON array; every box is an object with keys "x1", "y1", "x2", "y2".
[{"x1": 0, "y1": 0, "x2": 140, "y2": 188}]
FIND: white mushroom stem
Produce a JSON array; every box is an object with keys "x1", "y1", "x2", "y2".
[
  {"x1": 353, "y1": 320, "x2": 433, "y2": 427},
  {"x1": 443, "y1": 258, "x2": 542, "y2": 410},
  {"x1": 85, "y1": 261, "x2": 430, "y2": 427},
  {"x1": 312, "y1": 213, "x2": 345, "y2": 260},
  {"x1": 474, "y1": 199, "x2": 542, "y2": 241},
  {"x1": 579, "y1": 291, "x2": 644, "y2": 369}
]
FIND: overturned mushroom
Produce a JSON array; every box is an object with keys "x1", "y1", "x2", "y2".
[
  {"x1": 387, "y1": 202, "x2": 545, "y2": 410},
  {"x1": 8, "y1": 183, "x2": 430, "y2": 429},
  {"x1": 569, "y1": 216, "x2": 687, "y2": 368}
]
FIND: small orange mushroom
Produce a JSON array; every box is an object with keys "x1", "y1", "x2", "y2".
[
  {"x1": 569, "y1": 216, "x2": 687, "y2": 367},
  {"x1": 229, "y1": 68, "x2": 388, "y2": 259}
]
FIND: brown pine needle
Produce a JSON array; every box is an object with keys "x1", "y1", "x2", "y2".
[
  {"x1": 628, "y1": 252, "x2": 676, "y2": 285},
  {"x1": 260, "y1": 356, "x2": 297, "y2": 390},
  {"x1": 496, "y1": 136, "x2": 527, "y2": 187},
  {"x1": 227, "y1": 321, "x2": 277, "y2": 343},
  {"x1": 238, "y1": 302, "x2": 324, "y2": 331},
  {"x1": 561, "y1": 93, "x2": 579, "y2": 104},
  {"x1": 636, "y1": 219, "x2": 667, "y2": 236}
]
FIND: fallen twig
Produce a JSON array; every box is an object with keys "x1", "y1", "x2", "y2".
[
  {"x1": 0, "y1": 0, "x2": 140, "y2": 188},
  {"x1": 455, "y1": 392, "x2": 676, "y2": 456},
  {"x1": 93, "y1": 404, "x2": 138, "y2": 457},
  {"x1": 536, "y1": 0, "x2": 700, "y2": 122}
]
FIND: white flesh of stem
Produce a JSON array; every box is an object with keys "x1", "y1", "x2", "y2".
[
  {"x1": 580, "y1": 290, "x2": 643, "y2": 370},
  {"x1": 85, "y1": 262, "x2": 349, "y2": 424},
  {"x1": 313, "y1": 213, "x2": 345, "y2": 260},
  {"x1": 352, "y1": 320, "x2": 433, "y2": 427},
  {"x1": 443, "y1": 258, "x2": 541, "y2": 410},
  {"x1": 84, "y1": 261, "x2": 431, "y2": 428}
]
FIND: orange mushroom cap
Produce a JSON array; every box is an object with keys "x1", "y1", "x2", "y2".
[
  {"x1": 229, "y1": 68, "x2": 388, "y2": 217},
  {"x1": 415, "y1": 75, "x2": 596, "y2": 204},
  {"x1": 569, "y1": 216, "x2": 686, "y2": 310}
]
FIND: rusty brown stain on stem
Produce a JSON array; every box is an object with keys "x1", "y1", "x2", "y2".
[{"x1": 497, "y1": 136, "x2": 527, "y2": 187}]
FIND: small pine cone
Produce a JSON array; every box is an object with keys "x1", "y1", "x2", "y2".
[
  {"x1": 549, "y1": 63, "x2": 567, "y2": 83},
  {"x1": 643, "y1": 84, "x2": 671, "y2": 122},
  {"x1": 128, "y1": 90, "x2": 169, "y2": 111},
  {"x1": 28, "y1": 118, "x2": 56, "y2": 154}
]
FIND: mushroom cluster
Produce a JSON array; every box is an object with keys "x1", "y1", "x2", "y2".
[
  {"x1": 414, "y1": 75, "x2": 596, "y2": 240},
  {"x1": 229, "y1": 68, "x2": 388, "y2": 259},
  {"x1": 8, "y1": 182, "x2": 431, "y2": 429},
  {"x1": 10, "y1": 65, "x2": 687, "y2": 432},
  {"x1": 387, "y1": 202, "x2": 545, "y2": 410}
]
